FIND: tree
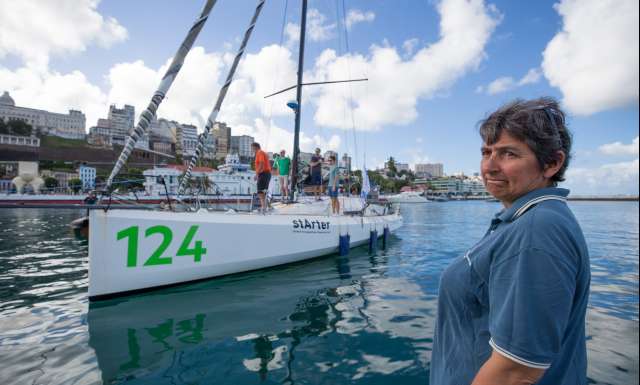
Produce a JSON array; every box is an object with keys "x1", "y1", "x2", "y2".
[
  {"x1": 68, "y1": 178, "x2": 82, "y2": 193},
  {"x1": 0, "y1": 118, "x2": 8, "y2": 134},
  {"x1": 7, "y1": 120, "x2": 33, "y2": 136},
  {"x1": 386, "y1": 156, "x2": 397, "y2": 177},
  {"x1": 44, "y1": 177, "x2": 58, "y2": 191}
]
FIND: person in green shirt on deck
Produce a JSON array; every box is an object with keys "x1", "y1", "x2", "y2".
[{"x1": 274, "y1": 149, "x2": 291, "y2": 200}]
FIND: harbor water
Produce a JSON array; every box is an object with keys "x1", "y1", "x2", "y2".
[{"x1": 0, "y1": 202, "x2": 638, "y2": 384}]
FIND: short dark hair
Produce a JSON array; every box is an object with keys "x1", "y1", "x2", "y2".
[
  {"x1": 329, "y1": 155, "x2": 336, "y2": 161},
  {"x1": 251, "y1": 142, "x2": 261, "y2": 149},
  {"x1": 478, "y1": 97, "x2": 572, "y2": 183}
]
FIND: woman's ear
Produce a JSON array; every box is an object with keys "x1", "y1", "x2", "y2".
[{"x1": 543, "y1": 151, "x2": 566, "y2": 179}]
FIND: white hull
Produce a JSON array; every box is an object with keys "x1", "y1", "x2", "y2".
[
  {"x1": 88, "y1": 201, "x2": 402, "y2": 299},
  {"x1": 386, "y1": 193, "x2": 429, "y2": 203}
]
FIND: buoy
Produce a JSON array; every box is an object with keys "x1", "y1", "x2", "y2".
[
  {"x1": 368, "y1": 229, "x2": 378, "y2": 254},
  {"x1": 382, "y1": 227, "x2": 390, "y2": 250},
  {"x1": 339, "y1": 234, "x2": 350, "y2": 256}
]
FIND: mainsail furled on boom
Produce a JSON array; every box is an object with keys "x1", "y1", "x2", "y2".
[{"x1": 105, "y1": 0, "x2": 218, "y2": 191}]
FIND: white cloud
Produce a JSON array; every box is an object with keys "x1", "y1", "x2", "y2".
[
  {"x1": 518, "y1": 68, "x2": 541, "y2": 85},
  {"x1": 542, "y1": 0, "x2": 639, "y2": 115},
  {"x1": 233, "y1": 119, "x2": 340, "y2": 155},
  {"x1": 285, "y1": 8, "x2": 336, "y2": 45},
  {"x1": 0, "y1": 0, "x2": 127, "y2": 70},
  {"x1": 598, "y1": 136, "x2": 639, "y2": 156},
  {"x1": 564, "y1": 158, "x2": 639, "y2": 195},
  {"x1": 480, "y1": 68, "x2": 541, "y2": 95},
  {"x1": 308, "y1": 0, "x2": 502, "y2": 130},
  {"x1": 402, "y1": 38, "x2": 420, "y2": 57},
  {"x1": 0, "y1": 65, "x2": 107, "y2": 130},
  {"x1": 346, "y1": 9, "x2": 376, "y2": 29}
]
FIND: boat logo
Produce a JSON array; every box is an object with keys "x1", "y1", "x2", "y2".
[{"x1": 292, "y1": 219, "x2": 330, "y2": 233}]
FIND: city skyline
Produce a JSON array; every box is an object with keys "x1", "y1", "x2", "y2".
[{"x1": 0, "y1": 0, "x2": 637, "y2": 195}]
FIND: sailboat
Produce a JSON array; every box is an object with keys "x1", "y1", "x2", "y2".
[{"x1": 87, "y1": 0, "x2": 403, "y2": 300}]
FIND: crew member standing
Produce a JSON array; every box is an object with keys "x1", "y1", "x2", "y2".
[
  {"x1": 275, "y1": 149, "x2": 291, "y2": 200},
  {"x1": 252, "y1": 142, "x2": 271, "y2": 213}
]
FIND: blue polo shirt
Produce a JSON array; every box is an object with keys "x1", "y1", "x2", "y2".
[{"x1": 430, "y1": 187, "x2": 590, "y2": 385}]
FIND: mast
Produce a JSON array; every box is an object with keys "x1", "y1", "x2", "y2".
[{"x1": 289, "y1": 0, "x2": 308, "y2": 201}]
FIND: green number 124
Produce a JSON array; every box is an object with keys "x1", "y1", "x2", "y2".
[{"x1": 116, "y1": 225, "x2": 207, "y2": 267}]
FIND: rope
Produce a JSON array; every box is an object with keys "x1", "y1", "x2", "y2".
[
  {"x1": 105, "y1": 0, "x2": 218, "y2": 191},
  {"x1": 179, "y1": 0, "x2": 267, "y2": 196}
]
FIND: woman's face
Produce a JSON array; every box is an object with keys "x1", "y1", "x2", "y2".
[{"x1": 481, "y1": 131, "x2": 552, "y2": 208}]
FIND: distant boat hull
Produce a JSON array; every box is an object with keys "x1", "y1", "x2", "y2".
[
  {"x1": 386, "y1": 192, "x2": 429, "y2": 203},
  {"x1": 88, "y1": 205, "x2": 402, "y2": 300}
]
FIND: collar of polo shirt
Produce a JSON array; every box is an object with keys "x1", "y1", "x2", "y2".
[{"x1": 495, "y1": 187, "x2": 570, "y2": 223}]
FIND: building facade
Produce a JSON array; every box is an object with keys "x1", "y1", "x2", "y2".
[
  {"x1": 0, "y1": 91, "x2": 86, "y2": 139},
  {"x1": 79, "y1": 165, "x2": 96, "y2": 191},
  {"x1": 230, "y1": 135, "x2": 254, "y2": 160},
  {"x1": 177, "y1": 124, "x2": 198, "y2": 159},
  {"x1": 212, "y1": 122, "x2": 231, "y2": 159},
  {"x1": 415, "y1": 163, "x2": 444, "y2": 178}
]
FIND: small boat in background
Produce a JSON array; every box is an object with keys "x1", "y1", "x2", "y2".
[{"x1": 386, "y1": 191, "x2": 429, "y2": 203}]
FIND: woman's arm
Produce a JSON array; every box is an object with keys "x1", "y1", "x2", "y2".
[{"x1": 472, "y1": 351, "x2": 545, "y2": 385}]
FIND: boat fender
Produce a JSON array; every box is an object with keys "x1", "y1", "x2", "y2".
[
  {"x1": 339, "y1": 234, "x2": 350, "y2": 256},
  {"x1": 368, "y1": 230, "x2": 378, "y2": 255},
  {"x1": 382, "y1": 227, "x2": 390, "y2": 250}
]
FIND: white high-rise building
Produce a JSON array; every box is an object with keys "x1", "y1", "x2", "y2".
[
  {"x1": 108, "y1": 104, "x2": 135, "y2": 135},
  {"x1": 177, "y1": 124, "x2": 198, "y2": 158},
  {"x1": 231, "y1": 135, "x2": 254, "y2": 159},
  {"x1": 396, "y1": 162, "x2": 410, "y2": 172},
  {"x1": 415, "y1": 163, "x2": 444, "y2": 178},
  {"x1": 0, "y1": 91, "x2": 86, "y2": 139}
]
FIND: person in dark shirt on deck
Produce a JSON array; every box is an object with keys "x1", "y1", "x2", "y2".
[
  {"x1": 309, "y1": 147, "x2": 324, "y2": 200},
  {"x1": 252, "y1": 142, "x2": 271, "y2": 213}
]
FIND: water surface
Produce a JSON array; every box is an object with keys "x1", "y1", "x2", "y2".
[{"x1": 0, "y1": 202, "x2": 637, "y2": 384}]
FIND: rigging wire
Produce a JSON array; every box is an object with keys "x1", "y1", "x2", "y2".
[
  {"x1": 264, "y1": 0, "x2": 291, "y2": 151},
  {"x1": 339, "y1": 0, "x2": 363, "y2": 173}
]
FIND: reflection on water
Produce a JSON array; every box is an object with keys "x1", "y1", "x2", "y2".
[{"x1": 0, "y1": 203, "x2": 638, "y2": 384}]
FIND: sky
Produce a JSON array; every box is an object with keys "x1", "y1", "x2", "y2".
[{"x1": 0, "y1": 0, "x2": 638, "y2": 195}]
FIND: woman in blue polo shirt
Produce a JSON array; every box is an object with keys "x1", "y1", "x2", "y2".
[{"x1": 430, "y1": 97, "x2": 590, "y2": 385}]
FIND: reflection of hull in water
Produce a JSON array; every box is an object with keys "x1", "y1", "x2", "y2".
[
  {"x1": 86, "y1": 253, "x2": 356, "y2": 382},
  {"x1": 88, "y1": 198, "x2": 402, "y2": 300},
  {"x1": 86, "y1": 246, "x2": 432, "y2": 383}
]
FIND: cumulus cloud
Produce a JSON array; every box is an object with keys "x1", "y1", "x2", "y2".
[
  {"x1": 477, "y1": 68, "x2": 541, "y2": 95},
  {"x1": 542, "y1": 0, "x2": 639, "y2": 115},
  {"x1": 307, "y1": 0, "x2": 502, "y2": 130},
  {"x1": 0, "y1": 0, "x2": 127, "y2": 69},
  {"x1": 346, "y1": 9, "x2": 376, "y2": 29},
  {"x1": 0, "y1": 66, "x2": 107, "y2": 130},
  {"x1": 285, "y1": 8, "x2": 336, "y2": 45},
  {"x1": 402, "y1": 38, "x2": 420, "y2": 57},
  {"x1": 233, "y1": 119, "x2": 340, "y2": 155},
  {"x1": 598, "y1": 136, "x2": 639, "y2": 156},
  {"x1": 564, "y1": 158, "x2": 639, "y2": 195}
]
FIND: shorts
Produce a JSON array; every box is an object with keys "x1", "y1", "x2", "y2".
[
  {"x1": 311, "y1": 171, "x2": 322, "y2": 186},
  {"x1": 328, "y1": 186, "x2": 339, "y2": 198},
  {"x1": 280, "y1": 175, "x2": 289, "y2": 187},
  {"x1": 257, "y1": 172, "x2": 271, "y2": 192}
]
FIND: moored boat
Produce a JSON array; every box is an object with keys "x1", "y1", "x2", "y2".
[{"x1": 89, "y1": 197, "x2": 401, "y2": 299}]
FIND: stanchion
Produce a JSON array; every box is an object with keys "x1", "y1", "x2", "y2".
[
  {"x1": 339, "y1": 234, "x2": 350, "y2": 256},
  {"x1": 368, "y1": 229, "x2": 378, "y2": 254},
  {"x1": 382, "y1": 227, "x2": 389, "y2": 250}
]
